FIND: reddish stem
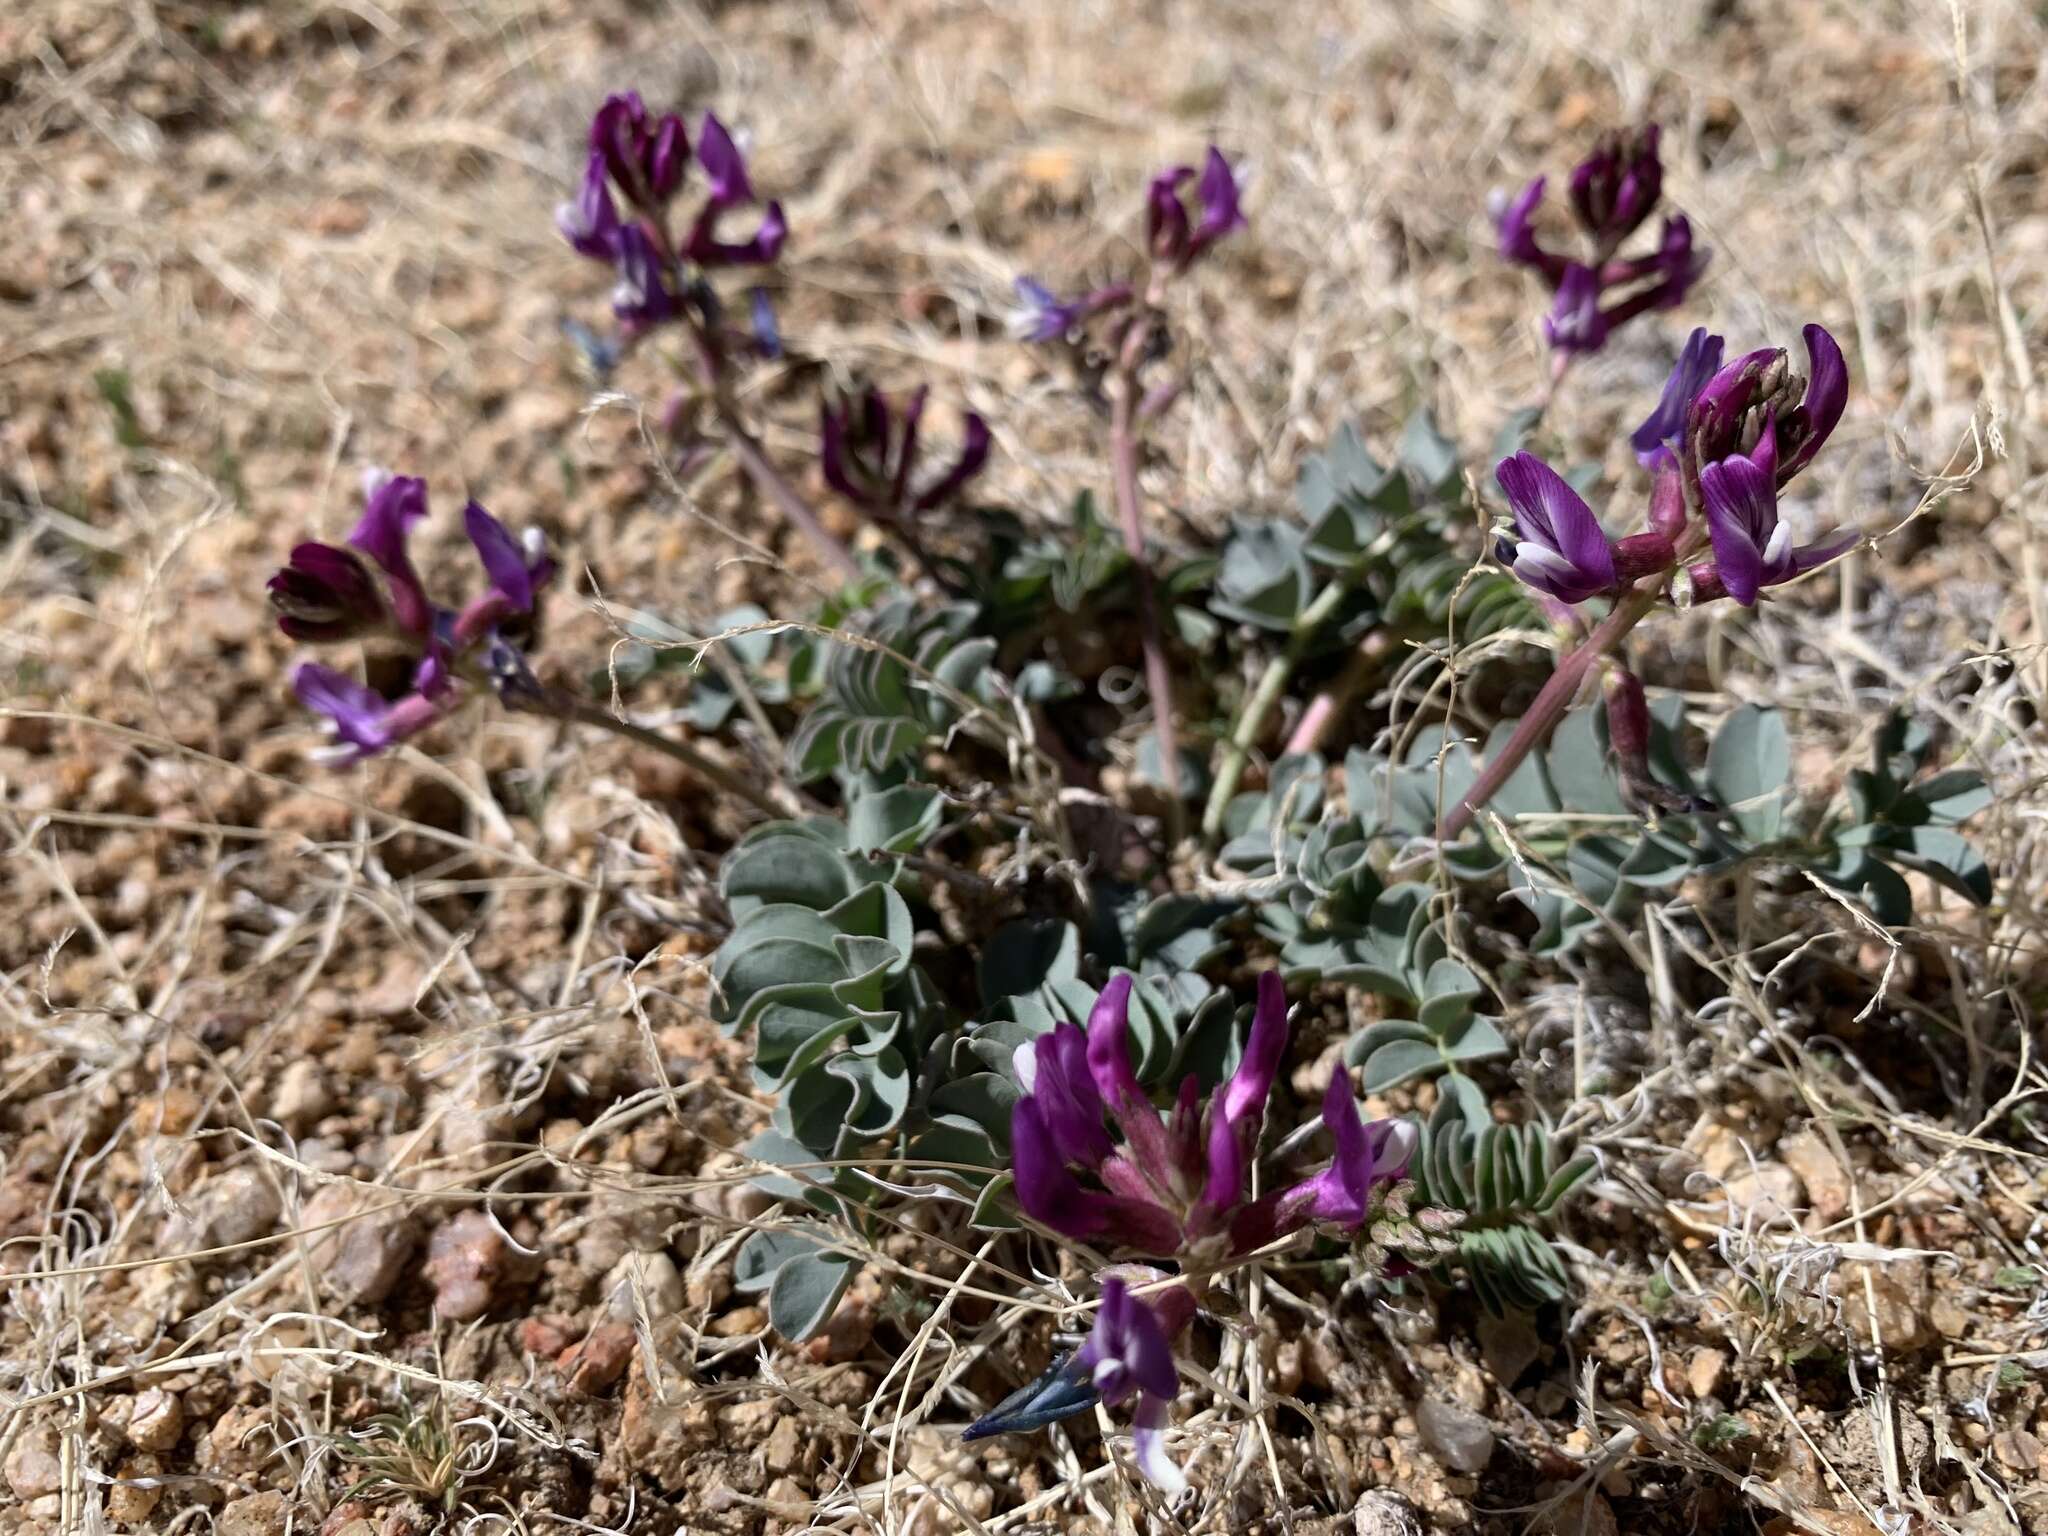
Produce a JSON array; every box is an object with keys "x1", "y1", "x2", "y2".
[{"x1": 1436, "y1": 584, "x2": 1660, "y2": 841}]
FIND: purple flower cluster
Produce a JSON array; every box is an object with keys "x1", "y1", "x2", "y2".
[
  {"x1": 1012, "y1": 973, "x2": 1413, "y2": 1260},
  {"x1": 1492, "y1": 324, "x2": 1855, "y2": 609},
  {"x1": 557, "y1": 93, "x2": 786, "y2": 330},
  {"x1": 267, "y1": 473, "x2": 553, "y2": 761},
  {"x1": 974, "y1": 971, "x2": 1415, "y2": 1488},
  {"x1": 819, "y1": 386, "x2": 991, "y2": 517},
  {"x1": 1496, "y1": 125, "x2": 1707, "y2": 357},
  {"x1": 1011, "y1": 145, "x2": 1244, "y2": 343}
]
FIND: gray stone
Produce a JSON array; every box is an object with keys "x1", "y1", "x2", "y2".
[{"x1": 1416, "y1": 1395, "x2": 1495, "y2": 1473}]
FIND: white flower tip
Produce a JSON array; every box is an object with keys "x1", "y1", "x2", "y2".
[
  {"x1": 1513, "y1": 543, "x2": 1576, "y2": 583},
  {"x1": 1762, "y1": 521, "x2": 1792, "y2": 567},
  {"x1": 1133, "y1": 1426, "x2": 1188, "y2": 1496},
  {"x1": 1012, "y1": 1041, "x2": 1039, "y2": 1093},
  {"x1": 1382, "y1": 1118, "x2": 1421, "y2": 1171}
]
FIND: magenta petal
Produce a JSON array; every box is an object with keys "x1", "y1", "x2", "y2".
[
  {"x1": 1496, "y1": 174, "x2": 1547, "y2": 266},
  {"x1": 1021, "y1": 1023, "x2": 1113, "y2": 1168},
  {"x1": 1219, "y1": 971, "x2": 1288, "y2": 1127},
  {"x1": 1779, "y1": 323, "x2": 1847, "y2": 483},
  {"x1": 695, "y1": 112, "x2": 755, "y2": 208},
  {"x1": 1785, "y1": 527, "x2": 1860, "y2": 578},
  {"x1": 1494, "y1": 452, "x2": 1616, "y2": 602},
  {"x1": 819, "y1": 400, "x2": 865, "y2": 507},
  {"x1": 1145, "y1": 165, "x2": 1193, "y2": 262},
  {"x1": 347, "y1": 473, "x2": 432, "y2": 636},
  {"x1": 1010, "y1": 1099, "x2": 1109, "y2": 1239},
  {"x1": 464, "y1": 500, "x2": 534, "y2": 614},
  {"x1": 1631, "y1": 327, "x2": 1723, "y2": 468},
  {"x1": 1083, "y1": 975, "x2": 1179, "y2": 1190},
  {"x1": 1084, "y1": 974, "x2": 1144, "y2": 1110},
  {"x1": 911, "y1": 411, "x2": 991, "y2": 513},
  {"x1": 1698, "y1": 454, "x2": 1775, "y2": 606},
  {"x1": 1542, "y1": 263, "x2": 1608, "y2": 355},
  {"x1": 557, "y1": 151, "x2": 623, "y2": 260},
  {"x1": 891, "y1": 386, "x2": 929, "y2": 509},
  {"x1": 1186, "y1": 145, "x2": 1246, "y2": 256}
]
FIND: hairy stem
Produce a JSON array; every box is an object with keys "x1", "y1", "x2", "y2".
[
  {"x1": 1108, "y1": 327, "x2": 1185, "y2": 838},
  {"x1": 1436, "y1": 584, "x2": 1660, "y2": 841},
  {"x1": 1202, "y1": 578, "x2": 1352, "y2": 839},
  {"x1": 534, "y1": 688, "x2": 798, "y2": 820}
]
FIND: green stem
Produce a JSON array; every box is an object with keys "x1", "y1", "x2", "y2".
[
  {"x1": 1436, "y1": 584, "x2": 1660, "y2": 842},
  {"x1": 1201, "y1": 578, "x2": 1353, "y2": 840}
]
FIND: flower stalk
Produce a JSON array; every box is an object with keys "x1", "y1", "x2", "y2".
[
  {"x1": 1436, "y1": 580, "x2": 1662, "y2": 841},
  {"x1": 1109, "y1": 321, "x2": 1186, "y2": 836}
]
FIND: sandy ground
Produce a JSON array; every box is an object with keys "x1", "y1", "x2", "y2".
[{"x1": 4, "y1": 0, "x2": 2048, "y2": 1532}]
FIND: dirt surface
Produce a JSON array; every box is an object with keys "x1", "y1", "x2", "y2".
[{"x1": 5, "y1": 1, "x2": 2048, "y2": 1533}]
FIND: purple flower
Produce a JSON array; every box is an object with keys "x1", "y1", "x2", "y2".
[
  {"x1": 292, "y1": 661, "x2": 446, "y2": 762},
  {"x1": 1669, "y1": 326, "x2": 1848, "y2": 491},
  {"x1": 1569, "y1": 125, "x2": 1662, "y2": 252},
  {"x1": 963, "y1": 1271, "x2": 1197, "y2": 1492},
  {"x1": 610, "y1": 225, "x2": 679, "y2": 324},
  {"x1": 1074, "y1": 1278, "x2": 1187, "y2": 1493},
  {"x1": 1774, "y1": 324, "x2": 1848, "y2": 484},
  {"x1": 1541, "y1": 263, "x2": 1608, "y2": 355},
  {"x1": 1232, "y1": 1076, "x2": 1416, "y2": 1249},
  {"x1": 1007, "y1": 278, "x2": 1134, "y2": 343},
  {"x1": 1146, "y1": 166, "x2": 1192, "y2": 265},
  {"x1": 1146, "y1": 147, "x2": 1245, "y2": 271},
  {"x1": 590, "y1": 91, "x2": 689, "y2": 206},
  {"x1": 1014, "y1": 1023, "x2": 1114, "y2": 1168},
  {"x1": 267, "y1": 542, "x2": 383, "y2": 642},
  {"x1": 1010, "y1": 970, "x2": 1408, "y2": 1268},
  {"x1": 348, "y1": 472, "x2": 432, "y2": 636},
  {"x1": 820, "y1": 386, "x2": 990, "y2": 516},
  {"x1": 273, "y1": 477, "x2": 556, "y2": 763},
  {"x1": 1696, "y1": 428, "x2": 1859, "y2": 606},
  {"x1": 1494, "y1": 175, "x2": 1568, "y2": 285},
  {"x1": 1631, "y1": 327, "x2": 1725, "y2": 469},
  {"x1": 557, "y1": 152, "x2": 624, "y2": 261},
  {"x1": 1009, "y1": 277, "x2": 1083, "y2": 342},
  {"x1": 1504, "y1": 124, "x2": 1709, "y2": 358},
  {"x1": 1493, "y1": 452, "x2": 1618, "y2": 603},
  {"x1": 680, "y1": 116, "x2": 786, "y2": 268},
  {"x1": 451, "y1": 500, "x2": 555, "y2": 644}
]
